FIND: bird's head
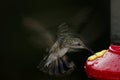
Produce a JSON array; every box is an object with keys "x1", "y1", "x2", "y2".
[{"x1": 63, "y1": 38, "x2": 93, "y2": 53}]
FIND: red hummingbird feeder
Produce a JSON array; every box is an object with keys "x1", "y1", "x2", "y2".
[{"x1": 85, "y1": 44, "x2": 120, "y2": 80}]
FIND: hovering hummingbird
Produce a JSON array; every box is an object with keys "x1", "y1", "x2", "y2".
[{"x1": 37, "y1": 22, "x2": 93, "y2": 75}]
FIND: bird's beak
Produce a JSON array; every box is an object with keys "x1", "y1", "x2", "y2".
[
  {"x1": 69, "y1": 45, "x2": 94, "y2": 53},
  {"x1": 84, "y1": 47, "x2": 94, "y2": 53},
  {"x1": 78, "y1": 46, "x2": 94, "y2": 53}
]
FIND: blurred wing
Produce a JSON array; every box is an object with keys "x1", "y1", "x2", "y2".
[
  {"x1": 49, "y1": 22, "x2": 71, "y2": 53},
  {"x1": 57, "y1": 22, "x2": 74, "y2": 43},
  {"x1": 49, "y1": 41, "x2": 60, "y2": 53},
  {"x1": 23, "y1": 17, "x2": 55, "y2": 48}
]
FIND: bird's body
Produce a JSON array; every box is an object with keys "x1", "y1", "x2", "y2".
[{"x1": 37, "y1": 23, "x2": 93, "y2": 75}]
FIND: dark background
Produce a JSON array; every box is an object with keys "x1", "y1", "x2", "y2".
[{"x1": 1, "y1": 0, "x2": 110, "y2": 80}]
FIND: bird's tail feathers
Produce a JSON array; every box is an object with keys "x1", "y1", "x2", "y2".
[{"x1": 37, "y1": 55, "x2": 75, "y2": 76}]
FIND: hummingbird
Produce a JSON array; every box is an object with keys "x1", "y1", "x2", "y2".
[{"x1": 37, "y1": 22, "x2": 93, "y2": 76}]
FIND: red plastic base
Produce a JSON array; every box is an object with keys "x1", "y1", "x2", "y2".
[{"x1": 85, "y1": 44, "x2": 120, "y2": 80}]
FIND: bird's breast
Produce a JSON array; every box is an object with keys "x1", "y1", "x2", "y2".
[{"x1": 57, "y1": 48, "x2": 69, "y2": 57}]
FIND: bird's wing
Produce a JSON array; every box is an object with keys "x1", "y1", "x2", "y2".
[
  {"x1": 49, "y1": 41, "x2": 60, "y2": 53},
  {"x1": 57, "y1": 22, "x2": 75, "y2": 44},
  {"x1": 49, "y1": 22, "x2": 72, "y2": 53},
  {"x1": 23, "y1": 17, "x2": 55, "y2": 48},
  {"x1": 49, "y1": 22, "x2": 82, "y2": 53}
]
